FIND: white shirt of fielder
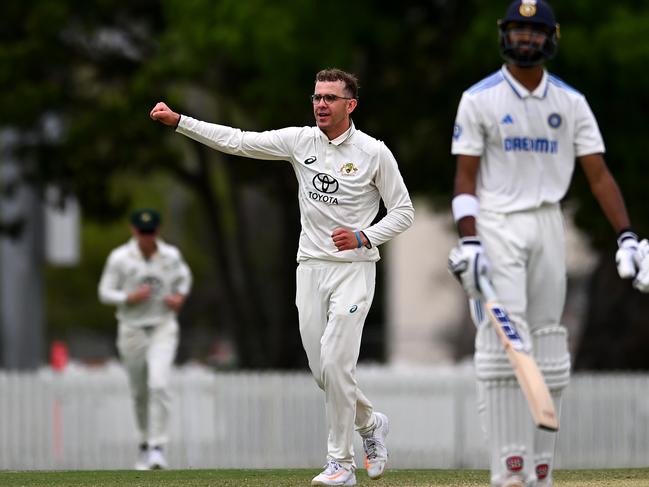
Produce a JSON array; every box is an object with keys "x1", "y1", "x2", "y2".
[
  {"x1": 99, "y1": 238, "x2": 192, "y2": 327},
  {"x1": 176, "y1": 118, "x2": 414, "y2": 262},
  {"x1": 452, "y1": 65, "x2": 605, "y2": 213}
]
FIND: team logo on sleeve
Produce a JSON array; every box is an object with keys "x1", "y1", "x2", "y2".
[
  {"x1": 547, "y1": 113, "x2": 562, "y2": 128},
  {"x1": 339, "y1": 162, "x2": 358, "y2": 175},
  {"x1": 453, "y1": 123, "x2": 462, "y2": 140}
]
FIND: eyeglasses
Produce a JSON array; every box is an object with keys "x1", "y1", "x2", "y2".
[{"x1": 310, "y1": 94, "x2": 354, "y2": 105}]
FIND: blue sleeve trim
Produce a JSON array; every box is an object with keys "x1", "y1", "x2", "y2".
[
  {"x1": 466, "y1": 71, "x2": 505, "y2": 95},
  {"x1": 548, "y1": 75, "x2": 583, "y2": 95}
]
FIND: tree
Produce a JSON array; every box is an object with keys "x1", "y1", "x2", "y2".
[{"x1": 3, "y1": 0, "x2": 649, "y2": 369}]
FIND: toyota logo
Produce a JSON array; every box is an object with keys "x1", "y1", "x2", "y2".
[{"x1": 313, "y1": 173, "x2": 339, "y2": 194}]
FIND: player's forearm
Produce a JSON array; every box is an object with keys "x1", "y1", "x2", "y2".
[
  {"x1": 177, "y1": 116, "x2": 289, "y2": 161},
  {"x1": 98, "y1": 285, "x2": 128, "y2": 305},
  {"x1": 362, "y1": 201, "x2": 414, "y2": 247},
  {"x1": 590, "y1": 172, "x2": 631, "y2": 233},
  {"x1": 174, "y1": 269, "x2": 192, "y2": 296},
  {"x1": 176, "y1": 116, "x2": 247, "y2": 154},
  {"x1": 367, "y1": 150, "x2": 415, "y2": 246},
  {"x1": 453, "y1": 155, "x2": 481, "y2": 237},
  {"x1": 456, "y1": 216, "x2": 477, "y2": 238}
]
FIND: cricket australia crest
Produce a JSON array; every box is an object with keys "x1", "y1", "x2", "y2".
[{"x1": 339, "y1": 162, "x2": 358, "y2": 175}]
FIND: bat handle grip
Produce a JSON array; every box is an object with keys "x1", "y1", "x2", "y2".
[{"x1": 477, "y1": 274, "x2": 497, "y2": 302}]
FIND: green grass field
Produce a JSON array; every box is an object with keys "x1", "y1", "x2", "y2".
[{"x1": 1, "y1": 469, "x2": 649, "y2": 487}]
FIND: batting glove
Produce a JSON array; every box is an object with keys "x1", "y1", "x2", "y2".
[
  {"x1": 448, "y1": 237, "x2": 491, "y2": 300},
  {"x1": 616, "y1": 230, "x2": 639, "y2": 279},
  {"x1": 632, "y1": 239, "x2": 649, "y2": 292}
]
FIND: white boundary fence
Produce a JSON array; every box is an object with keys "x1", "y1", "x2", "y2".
[{"x1": 1, "y1": 363, "x2": 648, "y2": 470}]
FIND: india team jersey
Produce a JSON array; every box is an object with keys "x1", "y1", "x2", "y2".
[
  {"x1": 177, "y1": 117, "x2": 414, "y2": 262},
  {"x1": 451, "y1": 65, "x2": 605, "y2": 213},
  {"x1": 99, "y1": 239, "x2": 192, "y2": 327}
]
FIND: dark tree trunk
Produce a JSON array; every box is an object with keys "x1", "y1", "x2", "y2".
[
  {"x1": 182, "y1": 146, "x2": 270, "y2": 367},
  {"x1": 573, "y1": 254, "x2": 649, "y2": 371}
]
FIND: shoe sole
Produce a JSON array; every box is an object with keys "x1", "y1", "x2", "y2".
[
  {"x1": 312, "y1": 473, "x2": 357, "y2": 486},
  {"x1": 311, "y1": 479, "x2": 356, "y2": 486}
]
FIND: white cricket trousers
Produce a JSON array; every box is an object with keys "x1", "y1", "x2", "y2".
[
  {"x1": 478, "y1": 202, "x2": 566, "y2": 330},
  {"x1": 475, "y1": 203, "x2": 569, "y2": 486},
  {"x1": 296, "y1": 260, "x2": 377, "y2": 468},
  {"x1": 117, "y1": 319, "x2": 179, "y2": 447}
]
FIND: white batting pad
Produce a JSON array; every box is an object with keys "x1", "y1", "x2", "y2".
[
  {"x1": 531, "y1": 325, "x2": 570, "y2": 390},
  {"x1": 474, "y1": 314, "x2": 532, "y2": 381},
  {"x1": 479, "y1": 379, "x2": 535, "y2": 486},
  {"x1": 531, "y1": 325, "x2": 570, "y2": 485}
]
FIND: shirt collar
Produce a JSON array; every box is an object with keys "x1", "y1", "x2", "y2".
[
  {"x1": 318, "y1": 120, "x2": 355, "y2": 146},
  {"x1": 129, "y1": 237, "x2": 160, "y2": 259},
  {"x1": 501, "y1": 65, "x2": 549, "y2": 100}
]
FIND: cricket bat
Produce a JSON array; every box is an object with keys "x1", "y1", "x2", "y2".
[{"x1": 478, "y1": 275, "x2": 559, "y2": 432}]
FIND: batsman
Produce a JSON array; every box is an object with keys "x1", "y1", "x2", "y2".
[{"x1": 448, "y1": 1, "x2": 649, "y2": 486}]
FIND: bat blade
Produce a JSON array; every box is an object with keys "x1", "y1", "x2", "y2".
[{"x1": 480, "y1": 277, "x2": 559, "y2": 431}]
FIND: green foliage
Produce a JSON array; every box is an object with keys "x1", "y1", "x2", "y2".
[{"x1": 5, "y1": 0, "x2": 649, "y2": 366}]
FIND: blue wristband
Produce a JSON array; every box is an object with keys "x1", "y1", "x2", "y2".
[{"x1": 355, "y1": 231, "x2": 362, "y2": 248}]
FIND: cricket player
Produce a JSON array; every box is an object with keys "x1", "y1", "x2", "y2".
[
  {"x1": 447, "y1": 1, "x2": 647, "y2": 486},
  {"x1": 99, "y1": 208, "x2": 192, "y2": 470},
  {"x1": 150, "y1": 68, "x2": 414, "y2": 486}
]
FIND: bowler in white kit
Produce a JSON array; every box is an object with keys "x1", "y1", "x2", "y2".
[
  {"x1": 150, "y1": 68, "x2": 414, "y2": 486},
  {"x1": 448, "y1": 1, "x2": 648, "y2": 486},
  {"x1": 99, "y1": 208, "x2": 192, "y2": 470}
]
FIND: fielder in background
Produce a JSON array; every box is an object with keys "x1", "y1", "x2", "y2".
[
  {"x1": 448, "y1": 1, "x2": 649, "y2": 486},
  {"x1": 98, "y1": 208, "x2": 192, "y2": 470},
  {"x1": 150, "y1": 68, "x2": 414, "y2": 486}
]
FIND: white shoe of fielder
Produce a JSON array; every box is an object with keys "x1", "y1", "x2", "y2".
[
  {"x1": 311, "y1": 459, "x2": 356, "y2": 486},
  {"x1": 361, "y1": 412, "x2": 389, "y2": 480},
  {"x1": 134, "y1": 444, "x2": 150, "y2": 470},
  {"x1": 148, "y1": 447, "x2": 168, "y2": 470}
]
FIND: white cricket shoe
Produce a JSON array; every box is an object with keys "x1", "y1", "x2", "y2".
[
  {"x1": 134, "y1": 446, "x2": 150, "y2": 470},
  {"x1": 148, "y1": 447, "x2": 168, "y2": 470},
  {"x1": 361, "y1": 412, "x2": 389, "y2": 479},
  {"x1": 311, "y1": 459, "x2": 356, "y2": 486}
]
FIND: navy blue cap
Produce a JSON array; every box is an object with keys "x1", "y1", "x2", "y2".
[
  {"x1": 501, "y1": 0, "x2": 557, "y2": 30},
  {"x1": 129, "y1": 208, "x2": 161, "y2": 233}
]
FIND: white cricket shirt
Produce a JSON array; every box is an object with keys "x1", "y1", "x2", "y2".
[
  {"x1": 98, "y1": 238, "x2": 192, "y2": 327},
  {"x1": 451, "y1": 65, "x2": 605, "y2": 213},
  {"x1": 177, "y1": 117, "x2": 414, "y2": 262}
]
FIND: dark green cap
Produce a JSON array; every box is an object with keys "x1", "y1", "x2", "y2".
[{"x1": 129, "y1": 208, "x2": 161, "y2": 233}]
